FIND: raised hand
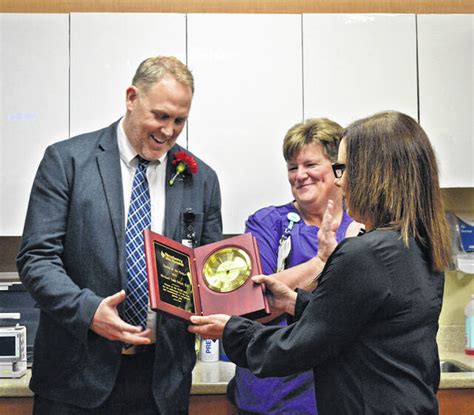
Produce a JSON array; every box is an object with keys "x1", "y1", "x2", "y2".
[{"x1": 317, "y1": 199, "x2": 339, "y2": 263}]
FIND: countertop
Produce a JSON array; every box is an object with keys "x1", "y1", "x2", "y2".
[
  {"x1": 192, "y1": 360, "x2": 236, "y2": 394},
  {"x1": 1, "y1": 352, "x2": 474, "y2": 398},
  {"x1": 0, "y1": 360, "x2": 236, "y2": 398},
  {"x1": 438, "y1": 351, "x2": 474, "y2": 389}
]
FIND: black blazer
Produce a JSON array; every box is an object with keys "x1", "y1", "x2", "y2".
[
  {"x1": 224, "y1": 230, "x2": 444, "y2": 415},
  {"x1": 17, "y1": 120, "x2": 223, "y2": 412}
]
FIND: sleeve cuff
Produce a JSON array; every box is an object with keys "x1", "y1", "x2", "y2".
[
  {"x1": 291, "y1": 289, "x2": 312, "y2": 322},
  {"x1": 223, "y1": 316, "x2": 258, "y2": 368}
]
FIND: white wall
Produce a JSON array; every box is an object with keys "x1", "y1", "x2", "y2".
[
  {"x1": 187, "y1": 14, "x2": 301, "y2": 233},
  {"x1": 303, "y1": 14, "x2": 418, "y2": 125},
  {"x1": 1, "y1": 13, "x2": 472, "y2": 235},
  {"x1": 70, "y1": 13, "x2": 187, "y2": 138},
  {"x1": 0, "y1": 14, "x2": 69, "y2": 236},
  {"x1": 418, "y1": 14, "x2": 474, "y2": 188}
]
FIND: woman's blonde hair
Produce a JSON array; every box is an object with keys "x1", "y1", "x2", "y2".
[
  {"x1": 343, "y1": 111, "x2": 450, "y2": 271},
  {"x1": 283, "y1": 118, "x2": 343, "y2": 162}
]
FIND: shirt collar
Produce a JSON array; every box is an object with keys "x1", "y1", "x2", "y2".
[{"x1": 117, "y1": 118, "x2": 167, "y2": 167}]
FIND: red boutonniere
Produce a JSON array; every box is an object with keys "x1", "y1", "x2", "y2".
[{"x1": 169, "y1": 151, "x2": 198, "y2": 186}]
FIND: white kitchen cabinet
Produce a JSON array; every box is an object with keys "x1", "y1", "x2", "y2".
[
  {"x1": 418, "y1": 15, "x2": 473, "y2": 188},
  {"x1": 0, "y1": 14, "x2": 69, "y2": 235},
  {"x1": 2, "y1": 13, "x2": 471, "y2": 237},
  {"x1": 187, "y1": 14, "x2": 301, "y2": 234},
  {"x1": 69, "y1": 13, "x2": 187, "y2": 140},
  {"x1": 303, "y1": 14, "x2": 418, "y2": 128}
]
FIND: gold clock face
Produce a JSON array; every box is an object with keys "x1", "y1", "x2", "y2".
[{"x1": 202, "y1": 247, "x2": 252, "y2": 293}]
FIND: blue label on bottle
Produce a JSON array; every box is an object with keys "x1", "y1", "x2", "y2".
[{"x1": 459, "y1": 218, "x2": 474, "y2": 252}]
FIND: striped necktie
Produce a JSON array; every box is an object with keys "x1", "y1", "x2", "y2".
[{"x1": 124, "y1": 156, "x2": 151, "y2": 329}]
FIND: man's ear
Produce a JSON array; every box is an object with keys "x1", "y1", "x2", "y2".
[{"x1": 125, "y1": 85, "x2": 139, "y2": 111}]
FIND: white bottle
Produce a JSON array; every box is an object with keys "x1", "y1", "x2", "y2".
[
  {"x1": 200, "y1": 337, "x2": 219, "y2": 362},
  {"x1": 465, "y1": 294, "x2": 474, "y2": 356}
]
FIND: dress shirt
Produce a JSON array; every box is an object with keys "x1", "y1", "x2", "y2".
[{"x1": 117, "y1": 118, "x2": 167, "y2": 341}]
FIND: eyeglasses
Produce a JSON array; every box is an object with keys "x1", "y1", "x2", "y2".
[{"x1": 332, "y1": 163, "x2": 346, "y2": 178}]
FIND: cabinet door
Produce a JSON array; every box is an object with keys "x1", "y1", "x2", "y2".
[
  {"x1": 418, "y1": 15, "x2": 473, "y2": 188},
  {"x1": 187, "y1": 14, "x2": 302, "y2": 233},
  {"x1": 438, "y1": 389, "x2": 474, "y2": 415},
  {"x1": 70, "y1": 13, "x2": 186, "y2": 139},
  {"x1": 0, "y1": 14, "x2": 69, "y2": 235},
  {"x1": 303, "y1": 14, "x2": 418, "y2": 127}
]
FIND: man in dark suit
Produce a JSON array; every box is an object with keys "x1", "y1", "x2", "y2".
[{"x1": 17, "y1": 56, "x2": 222, "y2": 414}]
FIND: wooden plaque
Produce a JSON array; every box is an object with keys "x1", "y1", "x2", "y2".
[{"x1": 144, "y1": 231, "x2": 270, "y2": 321}]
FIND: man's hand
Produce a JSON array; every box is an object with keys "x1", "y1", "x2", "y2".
[
  {"x1": 188, "y1": 314, "x2": 231, "y2": 340},
  {"x1": 90, "y1": 290, "x2": 151, "y2": 345},
  {"x1": 252, "y1": 274, "x2": 297, "y2": 316}
]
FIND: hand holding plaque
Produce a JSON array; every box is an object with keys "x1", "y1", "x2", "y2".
[{"x1": 144, "y1": 231, "x2": 270, "y2": 320}]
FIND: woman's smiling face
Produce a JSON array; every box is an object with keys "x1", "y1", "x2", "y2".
[{"x1": 287, "y1": 142, "x2": 339, "y2": 211}]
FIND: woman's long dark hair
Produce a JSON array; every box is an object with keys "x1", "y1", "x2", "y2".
[{"x1": 343, "y1": 111, "x2": 450, "y2": 272}]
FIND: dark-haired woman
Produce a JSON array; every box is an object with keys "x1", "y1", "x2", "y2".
[{"x1": 189, "y1": 111, "x2": 450, "y2": 414}]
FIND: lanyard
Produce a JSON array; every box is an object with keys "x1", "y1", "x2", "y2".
[{"x1": 276, "y1": 211, "x2": 301, "y2": 272}]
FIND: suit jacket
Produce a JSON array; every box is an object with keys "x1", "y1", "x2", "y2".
[{"x1": 16, "y1": 120, "x2": 223, "y2": 412}]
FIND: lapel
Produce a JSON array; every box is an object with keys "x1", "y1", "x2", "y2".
[
  {"x1": 164, "y1": 145, "x2": 184, "y2": 240},
  {"x1": 96, "y1": 122, "x2": 125, "y2": 262}
]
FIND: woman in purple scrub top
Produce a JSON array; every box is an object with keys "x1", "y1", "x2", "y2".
[{"x1": 227, "y1": 118, "x2": 362, "y2": 415}]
